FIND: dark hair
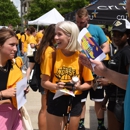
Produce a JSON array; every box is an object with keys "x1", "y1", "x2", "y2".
[
  {"x1": 39, "y1": 26, "x2": 45, "y2": 31},
  {"x1": 29, "y1": 26, "x2": 36, "y2": 34},
  {"x1": 0, "y1": 28, "x2": 16, "y2": 46},
  {"x1": 35, "y1": 24, "x2": 56, "y2": 63},
  {"x1": 16, "y1": 30, "x2": 21, "y2": 34}
]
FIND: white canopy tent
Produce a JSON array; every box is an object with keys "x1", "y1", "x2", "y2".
[{"x1": 28, "y1": 8, "x2": 64, "y2": 26}]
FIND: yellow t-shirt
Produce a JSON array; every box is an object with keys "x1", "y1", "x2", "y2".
[
  {"x1": 16, "y1": 33, "x2": 21, "y2": 40},
  {"x1": 28, "y1": 35, "x2": 37, "y2": 45},
  {"x1": 35, "y1": 31, "x2": 44, "y2": 44},
  {"x1": 41, "y1": 49, "x2": 94, "y2": 95},
  {"x1": 21, "y1": 34, "x2": 29, "y2": 53},
  {"x1": 40, "y1": 46, "x2": 54, "y2": 74},
  {"x1": 7, "y1": 58, "x2": 23, "y2": 108}
]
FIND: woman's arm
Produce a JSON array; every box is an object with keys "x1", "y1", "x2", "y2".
[
  {"x1": 41, "y1": 74, "x2": 65, "y2": 90},
  {"x1": 41, "y1": 74, "x2": 57, "y2": 90}
]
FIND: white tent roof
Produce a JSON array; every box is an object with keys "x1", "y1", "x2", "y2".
[{"x1": 28, "y1": 8, "x2": 64, "y2": 25}]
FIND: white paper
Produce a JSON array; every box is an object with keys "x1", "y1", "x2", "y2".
[
  {"x1": 53, "y1": 90, "x2": 65, "y2": 100},
  {"x1": 53, "y1": 88, "x2": 75, "y2": 100},
  {"x1": 16, "y1": 77, "x2": 28, "y2": 110}
]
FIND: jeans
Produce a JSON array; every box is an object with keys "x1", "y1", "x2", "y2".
[{"x1": 22, "y1": 52, "x2": 28, "y2": 70}]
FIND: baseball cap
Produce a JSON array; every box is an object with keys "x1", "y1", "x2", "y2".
[{"x1": 112, "y1": 19, "x2": 130, "y2": 32}]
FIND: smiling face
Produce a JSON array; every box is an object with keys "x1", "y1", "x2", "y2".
[
  {"x1": 54, "y1": 27, "x2": 70, "y2": 50},
  {"x1": 0, "y1": 36, "x2": 18, "y2": 60}
]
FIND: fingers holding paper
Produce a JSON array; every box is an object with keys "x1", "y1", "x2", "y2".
[
  {"x1": 79, "y1": 53, "x2": 107, "y2": 77},
  {"x1": 1, "y1": 87, "x2": 16, "y2": 98},
  {"x1": 79, "y1": 53, "x2": 93, "y2": 70}
]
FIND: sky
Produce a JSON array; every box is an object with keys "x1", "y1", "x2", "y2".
[{"x1": 12, "y1": 0, "x2": 20, "y2": 13}]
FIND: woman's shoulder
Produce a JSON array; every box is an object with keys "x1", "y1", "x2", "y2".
[
  {"x1": 12, "y1": 57, "x2": 23, "y2": 69},
  {"x1": 45, "y1": 46, "x2": 55, "y2": 55}
]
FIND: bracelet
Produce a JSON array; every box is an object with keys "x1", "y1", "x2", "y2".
[{"x1": 0, "y1": 91, "x2": 3, "y2": 100}]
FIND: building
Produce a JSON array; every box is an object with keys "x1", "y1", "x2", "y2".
[{"x1": 21, "y1": 0, "x2": 32, "y2": 16}]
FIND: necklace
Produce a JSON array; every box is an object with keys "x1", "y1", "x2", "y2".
[{"x1": 0, "y1": 62, "x2": 9, "y2": 73}]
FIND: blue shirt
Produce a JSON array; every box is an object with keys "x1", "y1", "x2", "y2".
[{"x1": 87, "y1": 24, "x2": 107, "y2": 46}]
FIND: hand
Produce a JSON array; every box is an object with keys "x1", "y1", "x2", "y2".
[
  {"x1": 24, "y1": 86, "x2": 29, "y2": 96},
  {"x1": 96, "y1": 77, "x2": 109, "y2": 86},
  {"x1": 30, "y1": 44, "x2": 35, "y2": 48},
  {"x1": 56, "y1": 82, "x2": 65, "y2": 90},
  {"x1": 74, "y1": 80, "x2": 81, "y2": 90},
  {"x1": 79, "y1": 54, "x2": 107, "y2": 77},
  {"x1": 79, "y1": 54, "x2": 93, "y2": 70},
  {"x1": 2, "y1": 88, "x2": 16, "y2": 98}
]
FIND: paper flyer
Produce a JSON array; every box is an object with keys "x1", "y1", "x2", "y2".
[
  {"x1": 53, "y1": 88, "x2": 75, "y2": 100},
  {"x1": 16, "y1": 77, "x2": 28, "y2": 110},
  {"x1": 78, "y1": 28, "x2": 106, "y2": 62}
]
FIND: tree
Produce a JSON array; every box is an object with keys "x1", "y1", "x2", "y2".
[
  {"x1": 0, "y1": 0, "x2": 20, "y2": 26},
  {"x1": 26, "y1": 0, "x2": 89, "y2": 21},
  {"x1": 26, "y1": 0, "x2": 55, "y2": 21},
  {"x1": 56, "y1": 0, "x2": 89, "y2": 16}
]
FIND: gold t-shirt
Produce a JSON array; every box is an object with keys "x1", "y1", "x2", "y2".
[{"x1": 41, "y1": 49, "x2": 94, "y2": 95}]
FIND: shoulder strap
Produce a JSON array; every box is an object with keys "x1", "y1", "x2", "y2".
[
  {"x1": 24, "y1": 33, "x2": 26, "y2": 40},
  {"x1": 78, "y1": 61, "x2": 83, "y2": 82},
  {"x1": 50, "y1": 51, "x2": 56, "y2": 82}
]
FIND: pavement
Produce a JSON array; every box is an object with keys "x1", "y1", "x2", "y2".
[{"x1": 25, "y1": 89, "x2": 107, "y2": 130}]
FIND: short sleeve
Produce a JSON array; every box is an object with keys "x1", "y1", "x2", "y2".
[
  {"x1": 40, "y1": 47, "x2": 54, "y2": 76},
  {"x1": 40, "y1": 52, "x2": 53, "y2": 76},
  {"x1": 82, "y1": 66, "x2": 94, "y2": 81}
]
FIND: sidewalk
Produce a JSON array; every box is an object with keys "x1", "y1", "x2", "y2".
[{"x1": 25, "y1": 89, "x2": 107, "y2": 130}]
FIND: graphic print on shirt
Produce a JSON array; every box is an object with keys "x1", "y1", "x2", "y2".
[{"x1": 55, "y1": 66, "x2": 79, "y2": 81}]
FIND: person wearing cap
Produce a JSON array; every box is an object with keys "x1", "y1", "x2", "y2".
[
  {"x1": 79, "y1": 20, "x2": 130, "y2": 130},
  {"x1": 94, "y1": 19, "x2": 130, "y2": 130}
]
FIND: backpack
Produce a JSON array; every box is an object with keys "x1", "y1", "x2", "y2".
[
  {"x1": 29, "y1": 51, "x2": 56, "y2": 92},
  {"x1": 29, "y1": 62, "x2": 41, "y2": 91}
]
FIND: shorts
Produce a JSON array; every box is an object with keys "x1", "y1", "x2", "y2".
[
  {"x1": 47, "y1": 91, "x2": 82, "y2": 117},
  {"x1": 80, "y1": 90, "x2": 89, "y2": 102},
  {"x1": 90, "y1": 87, "x2": 104, "y2": 102},
  {"x1": 107, "y1": 96, "x2": 124, "y2": 112},
  {"x1": 28, "y1": 56, "x2": 35, "y2": 63},
  {"x1": 107, "y1": 100, "x2": 116, "y2": 112}
]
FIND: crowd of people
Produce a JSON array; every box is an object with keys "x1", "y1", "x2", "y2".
[{"x1": 0, "y1": 0, "x2": 130, "y2": 130}]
